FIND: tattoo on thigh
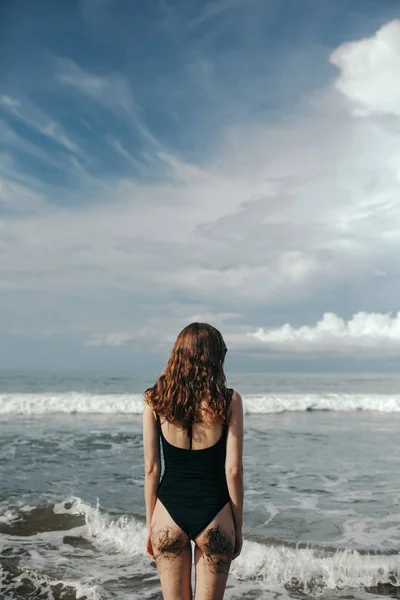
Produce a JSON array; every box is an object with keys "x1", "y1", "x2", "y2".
[
  {"x1": 203, "y1": 526, "x2": 234, "y2": 574},
  {"x1": 153, "y1": 527, "x2": 186, "y2": 560}
]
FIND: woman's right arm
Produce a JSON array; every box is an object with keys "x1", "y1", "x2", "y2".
[
  {"x1": 143, "y1": 401, "x2": 161, "y2": 532},
  {"x1": 225, "y1": 390, "x2": 244, "y2": 558}
]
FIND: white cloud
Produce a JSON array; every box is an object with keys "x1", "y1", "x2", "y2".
[
  {"x1": 249, "y1": 312, "x2": 400, "y2": 355},
  {"x1": 3, "y1": 20, "x2": 400, "y2": 356},
  {"x1": 0, "y1": 122, "x2": 66, "y2": 171},
  {"x1": 55, "y1": 59, "x2": 130, "y2": 107},
  {"x1": 331, "y1": 20, "x2": 400, "y2": 117},
  {"x1": 373, "y1": 270, "x2": 388, "y2": 278},
  {"x1": 0, "y1": 95, "x2": 21, "y2": 109},
  {"x1": 54, "y1": 58, "x2": 159, "y2": 147},
  {"x1": 86, "y1": 331, "x2": 138, "y2": 347},
  {"x1": 40, "y1": 122, "x2": 76, "y2": 152},
  {"x1": 0, "y1": 175, "x2": 49, "y2": 214},
  {"x1": 0, "y1": 95, "x2": 77, "y2": 152},
  {"x1": 191, "y1": 0, "x2": 249, "y2": 27},
  {"x1": 157, "y1": 152, "x2": 211, "y2": 183},
  {"x1": 85, "y1": 311, "x2": 241, "y2": 347},
  {"x1": 182, "y1": 311, "x2": 240, "y2": 325}
]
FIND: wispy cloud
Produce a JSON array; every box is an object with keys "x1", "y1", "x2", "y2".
[
  {"x1": 55, "y1": 59, "x2": 133, "y2": 113},
  {"x1": 109, "y1": 139, "x2": 147, "y2": 170},
  {"x1": 191, "y1": 0, "x2": 251, "y2": 28},
  {"x1": 0, "y1": 94, "x2": 77, "y2": 152},
  {"x1": 54, "y1": 58, "x2": 161, "y2": 148}
]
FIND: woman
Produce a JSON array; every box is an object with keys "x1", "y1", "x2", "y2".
[{"x1": 143, "y1": 322, "x2": 244, "y2": 600}]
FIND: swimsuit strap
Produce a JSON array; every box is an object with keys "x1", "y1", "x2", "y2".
[
  {"x1": 187, "y1": 422, "x2": 193, "y2": 450},
  {"x1": 155, "y1": 412, "x2": 161, "y2": 432}
]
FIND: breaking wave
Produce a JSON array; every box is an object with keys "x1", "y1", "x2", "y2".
[{"x1": 2, "y1": 392, "x2": 400, "y2": 415}]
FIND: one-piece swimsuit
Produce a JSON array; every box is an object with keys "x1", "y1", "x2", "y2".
[{"x1": 156, "y1": 390, "x2": 232, "y2": 539}]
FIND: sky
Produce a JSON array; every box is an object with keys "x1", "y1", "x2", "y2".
[{"x1": 1, "y1": 0, "x2": 400, "y2": 373}]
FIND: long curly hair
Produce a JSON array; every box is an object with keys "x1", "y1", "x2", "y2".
[{"x1": 144, "y1": 322, "x2": 231, "y2": 429}]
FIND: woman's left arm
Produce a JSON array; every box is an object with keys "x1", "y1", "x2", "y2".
[{"x1": 143, "y1": 400, "x2": 161, "y2": 531}]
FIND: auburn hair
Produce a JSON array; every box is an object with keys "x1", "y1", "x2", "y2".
[{"x1": 144, "y1": 322, "x2": 231, "y2": 429}]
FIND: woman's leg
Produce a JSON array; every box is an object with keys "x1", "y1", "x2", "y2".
[
  {"x1": 193, "y1": 503, "x2": 235, "y2": 600},
  {"x1": 150, "y1": 499, "x2": 193, "y2": 600}
]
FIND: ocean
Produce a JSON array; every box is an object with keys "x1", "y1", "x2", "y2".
[{"x1": 1, "y1": 371, "x2": 400, "y2": 600}]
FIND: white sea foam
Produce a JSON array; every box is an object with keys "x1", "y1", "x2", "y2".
[
  {"x1": 54, "y1": 498, "x2": 400, "y2": 592},
  {"x1": 232, "y1": 541, "x2": 400, "y2": 591},
  {"x1": 54, "y1": 497, "x2": 146, "y2": 557},
  {"x1": 0, "y1": 563, "x2": 102, "y2": 600},
  {"x1": 1, "y1": 391, "x2": 400, "y2": 415},
  {"x1": 0, "y1": 508, "x2": 19, "y2": 525}
]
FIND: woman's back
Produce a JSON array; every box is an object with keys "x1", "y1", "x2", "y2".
[{"x1": 158, "y1": 403, "x2": 229, "y2": 451}]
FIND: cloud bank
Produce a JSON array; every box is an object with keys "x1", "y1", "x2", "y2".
[
  {"x1": 249, "y1": 312, "x2": 400, "y2": 355},
  {"x1": 2, "y1": 6, "x2": 400, "y2": 367}
]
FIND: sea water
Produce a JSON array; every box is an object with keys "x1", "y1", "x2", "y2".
[{"x1": 1, "y1": 372, "x2": 400, "y2": 599}]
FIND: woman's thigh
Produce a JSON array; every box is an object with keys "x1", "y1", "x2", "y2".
[
  {"x1": 193, "y1": 503, "x2": 235, "y2": 600},
  {"x1": 150, "y1": 500, "x2": 193, "y2": 600}
]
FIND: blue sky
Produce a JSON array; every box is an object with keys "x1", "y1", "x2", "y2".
[{"x1": 1, "y1": 0, "x2": 400, "y2": 372}]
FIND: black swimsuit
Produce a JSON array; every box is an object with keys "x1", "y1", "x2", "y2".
[{"x1": 156, "y1": 394, "x2": 232, "y2": 540}]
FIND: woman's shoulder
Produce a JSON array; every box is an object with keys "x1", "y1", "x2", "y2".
[
  {"x1": 228, "y1": 388, "x2": 242, "y2": 401},
  {"x1": 226, "y1": 388, "x2": 242, "y2": 419}
]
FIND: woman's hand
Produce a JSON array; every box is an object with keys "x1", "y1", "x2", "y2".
[
  {"x1": 146, "y1": 531, "x2": 155, "y2": 560},
  {"x1": 232, "y1": 529, "x2": 243, "y2": 559}
]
